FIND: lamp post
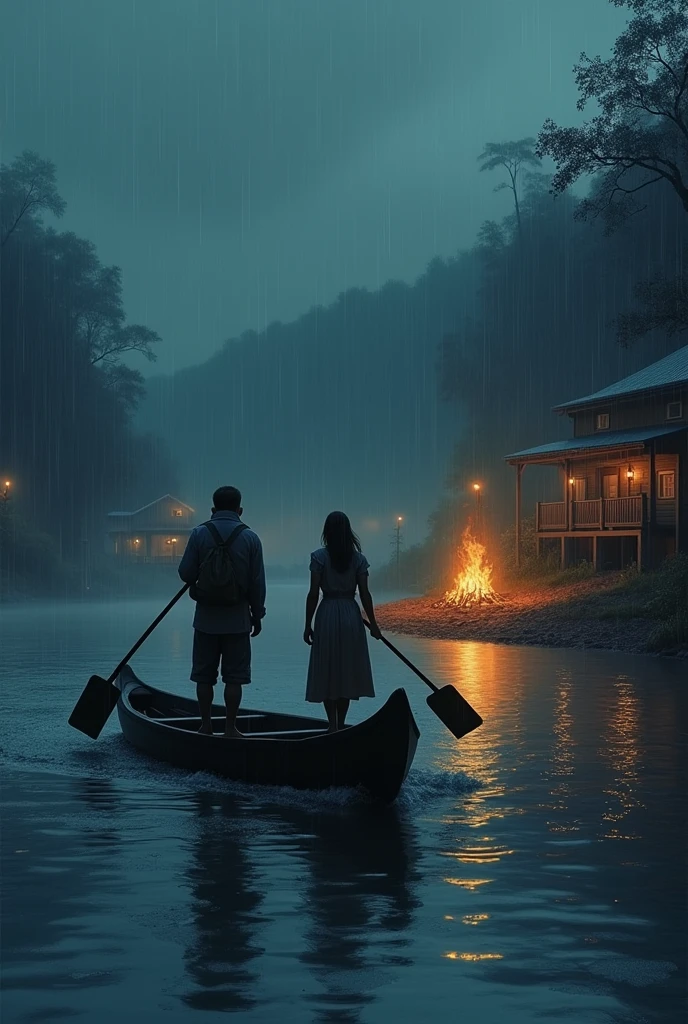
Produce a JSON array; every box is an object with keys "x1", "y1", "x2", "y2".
[
  {"x1": 393, "y1": 516, "x2": 403, "y2": 585},
  {"x1": 1, "y1": 480, "x2": 11, "y2": 502},
  {"x1": 472, "y1": 482, "x2": 482, "y2": 536}
]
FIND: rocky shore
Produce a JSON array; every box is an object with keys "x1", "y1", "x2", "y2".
[{"x1": 376, "y1": 575, "x2": 684, "y2": 655}]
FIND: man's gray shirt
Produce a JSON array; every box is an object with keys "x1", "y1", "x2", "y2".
[{"x1": 178, "y1": 511, "x2": 266, "y2": 634}]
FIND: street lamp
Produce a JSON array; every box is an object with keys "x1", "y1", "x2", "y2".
[
  {"x1": 472, "y1": 482, "x2": 482, "y2": 535},
  {"x1": 1, "y1": 480, "x2": 11, "y2": 502},
  {"x1": 393, "y1": 516, "x2": 404, "y2": 582}
]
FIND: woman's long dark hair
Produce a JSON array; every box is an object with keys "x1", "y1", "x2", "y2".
[{"x1": 322, "y1": 511, "x2": 361, "y2": 573}]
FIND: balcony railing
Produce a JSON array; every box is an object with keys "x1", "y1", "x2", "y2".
[
  {"x1": 536, "y1": 501, "x2": 566, "y2": 530},
  {"x1": 573, "y1": 499, "x2": 601, "y2": 528},
  {"x1": 536, "y1": 495, "x2": 644, "y2": 532}
]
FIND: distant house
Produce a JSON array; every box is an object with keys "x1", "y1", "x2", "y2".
[
  {"x1": 107, "y1": 495, "x2": 195, "y2": 562},
  {"x1": 505, "y1": 346, "x2": 688, "y2": 571}
]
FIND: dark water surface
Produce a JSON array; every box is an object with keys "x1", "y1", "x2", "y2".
[{"x1": 1, "y1": 585, "x2": 686, "y2": 1023}]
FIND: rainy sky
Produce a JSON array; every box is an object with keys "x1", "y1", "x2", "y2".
[{"x1": 1, "y1": 0, "x2": 624, "y2": 373}]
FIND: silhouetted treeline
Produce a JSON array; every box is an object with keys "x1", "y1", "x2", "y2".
[
  {"x1": 138, "y1": 271, "x2": 466, "y2": 565},
  {"x1": 140, "y1": 169, "x2": 686, "y2": 573},
  {"x1": 0, "y1": 152, "x2": 176, "y2": 591}
]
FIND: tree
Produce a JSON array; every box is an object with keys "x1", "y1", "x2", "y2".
[
  {"x1": 615, "y1": 271, "x2": 688, "y2": 344},
  {"x1": 0, "y1": 150, "x2": 66, "y2": 246},
  {"x1": 537, "y1": 0, "x2": 688, "y2": 227},
  {"x1": 477, "y1": 139, "x2": 541, "y2": 235},
  {"x1": 91, "y1": 325, "x2": 161, "y2": 408},
  {"x1": 42, "y1": 230, "x2": 161, "y2": 406},
  {"x1": 0, "y1": 150, "x2": 177, "y2": 566}
]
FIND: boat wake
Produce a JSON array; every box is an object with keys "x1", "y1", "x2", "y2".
[{"x1": 2, "y1": 733, "x2": 480, "y2": 812}]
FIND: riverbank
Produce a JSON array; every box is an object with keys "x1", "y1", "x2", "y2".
[{"x1": 377, "y1": 564, "x2": 688, "y2": 656}]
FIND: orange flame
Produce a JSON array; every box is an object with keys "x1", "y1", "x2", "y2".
[{"x1": 442, "y1": 525, "x2": 502, "y2": 608}]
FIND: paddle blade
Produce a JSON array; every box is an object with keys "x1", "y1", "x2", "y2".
[
  {"x1": 426, "y1": 685, "x2": 483, "y2": 740},
  {"x1": 68, "y1": 675, "x2": 120, "y2": 739}
]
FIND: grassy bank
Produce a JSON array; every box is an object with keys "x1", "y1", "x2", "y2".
[{"x1": 377, "y1": 554, "x2": 688, "y2": 656}]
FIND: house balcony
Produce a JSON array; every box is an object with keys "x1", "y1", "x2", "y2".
[{"x1": 535, "y1": 495, "x2": 645, "y2": 532}]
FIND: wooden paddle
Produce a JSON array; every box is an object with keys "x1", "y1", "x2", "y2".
[
  {"x1": 363, "y1": 620, "x2": 483, "y2": 740},
  {"x1": 68, "y1": 583, "x2": 190, "y2": 740}
]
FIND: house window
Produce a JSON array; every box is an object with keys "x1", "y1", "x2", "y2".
[
  {"x1": 666, "y1": 400, "x2": 683, "y2": 421},
  {"x1": 657, "y1": 471, "x2": 675, "y2": 499},
  {"x1": 595, "y1": 412, "x2": 610, "y2": 431},
  {"x1": 172, "y1": 508, "x2": 183, "y2": 517}
]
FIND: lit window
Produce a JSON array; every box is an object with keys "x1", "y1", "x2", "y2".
[
  {"x1": 595, "y1": 413, "x2": 610, "y2": 431},
  {"x1": 172, "y1": 508, "x2": 183, "y2": 517},
  {"x1": 658, "y1": 471, "x2": 675, "y2": 499},
  {"x1": 666, "y1": 401, "x2": 683, "y2": 421}
]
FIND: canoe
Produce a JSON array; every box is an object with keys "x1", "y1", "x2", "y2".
[{"x1": 116, "y1": 666, "x2": 420, "y2": 804}]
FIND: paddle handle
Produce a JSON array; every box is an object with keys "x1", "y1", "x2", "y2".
[
  {"x1": 106, "y1": 582, "x2": 190, "y2": 685},
  {"x1": 362, "y1": 619, "x2": 439, "y2": 693}
]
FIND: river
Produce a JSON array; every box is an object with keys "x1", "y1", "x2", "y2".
[{"x1": 1, "y1": 584, "x2": 685, "y2": 1022}]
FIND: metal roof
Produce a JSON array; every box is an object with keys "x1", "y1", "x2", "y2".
[
  {"x1": 553, "y1": 345, "x2": 688, "y2": 411},
  {"x1": 107, "y1": 494, "x2": 194, "y2": 517},
  {"x1": 505, "y1": 424, "x2": 687, "y2": 462}
]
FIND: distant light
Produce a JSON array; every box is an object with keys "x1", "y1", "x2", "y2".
[
  {"x1": 397, "y1": 516, "x2": 403, "y2": 523},
  {"x1": 4, "y1": 480, "x2": 10, "y2": 489},
  {"x1": 472, "y1": 483, "x2": 481, "y2": 492},
  {"x1": 134, "y1": 538, "x2": 140, "y2": 544},
  {"x1": 568, "y1": 477, "x2": 575, "y2": 485}
]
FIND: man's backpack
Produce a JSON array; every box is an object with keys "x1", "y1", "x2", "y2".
[{"x1": 190, "y1": 521, "x2": 249, "y2": 607}]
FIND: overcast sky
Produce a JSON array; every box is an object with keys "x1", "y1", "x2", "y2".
[{"x1": 1, "y1": 0, "x2": 624, "y2": 372}]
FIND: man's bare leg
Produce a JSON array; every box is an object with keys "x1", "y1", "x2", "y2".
[
  {"x1": 224, "y1": 683, "x2": 243, "y2": 738},
  {"x1": 196, "y1": 683, "x2": 214, "y2": 734}
]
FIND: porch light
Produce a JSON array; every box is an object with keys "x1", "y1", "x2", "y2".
[
  {"x1": 134, "y1": 538, "x2": 140, "y2": 545},
  {"x1": 568, "y1": 477, "x2": 575, "y2": 486},
  {"x1": 626, "y1": 466, "x2": 634, "y2": 480}
]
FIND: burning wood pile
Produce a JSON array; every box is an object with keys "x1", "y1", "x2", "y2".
[{"x1": 435, "y1": 524, "x2": 504, "y2": 609}]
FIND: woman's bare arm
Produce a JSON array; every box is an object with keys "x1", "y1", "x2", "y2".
[
  {"x1": 358, "y1": 576, "x2": 381, "y2": 639},
  {"x1": 304, "y1": 570, "x2": 321, "y2": 644}
]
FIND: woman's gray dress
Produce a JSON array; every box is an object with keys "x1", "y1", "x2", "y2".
[{"x1": 305, "y1": 547, "x2": 376, "y2": 702}]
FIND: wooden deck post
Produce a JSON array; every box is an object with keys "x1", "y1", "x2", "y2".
[
  {"x1": 648, "y1": 443, "x2": 656, "y2": 570},
  {"x1": 565, "y1": 459, "x2": 572, "y2": 531},
  {"x1": 515, "y1": 463, "x2": 524, "y2": 568}
]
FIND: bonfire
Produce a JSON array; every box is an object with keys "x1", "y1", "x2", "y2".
[{"x1": 435, "y1": 524, "x2": 504, "y2": 609}]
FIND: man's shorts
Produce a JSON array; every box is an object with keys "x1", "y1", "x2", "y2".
[{"x1": 191, "y1": 630, "x2": 251, "y2": 686}]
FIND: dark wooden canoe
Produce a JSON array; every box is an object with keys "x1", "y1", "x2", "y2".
[{"x1": 116, "y1": 666, "x2": 420, "y2": 804}]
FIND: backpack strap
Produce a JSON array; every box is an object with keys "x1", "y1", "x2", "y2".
[{"x1": 202, "y1": 521, "x2": 249, "y2": 549}]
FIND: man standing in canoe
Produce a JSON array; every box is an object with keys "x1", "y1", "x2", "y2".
[{"x1": 178, "y1": 486, "x2": 266, "y2": 738}]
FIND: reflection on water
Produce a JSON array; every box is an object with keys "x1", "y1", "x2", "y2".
[
  {"x1": 177, "y1": 797, "x2": 422, "y2": 1022},
  {"x1": 599, "y1": 676, "x2": 644, "y2": 840},
  {"x1": 181, "y1": 793, "x2": 265, "y2": 1013},
  {"x1": 1, "y1": 597, "x2": 686, "y2": 1023},
  {"x1": 294, "y1": 805, "x2": 420, "y2": 1022}
]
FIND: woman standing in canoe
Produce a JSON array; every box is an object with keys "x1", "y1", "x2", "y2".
[{"x1": 304, "y1": 511, "x2": 382, "y2": 732}]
